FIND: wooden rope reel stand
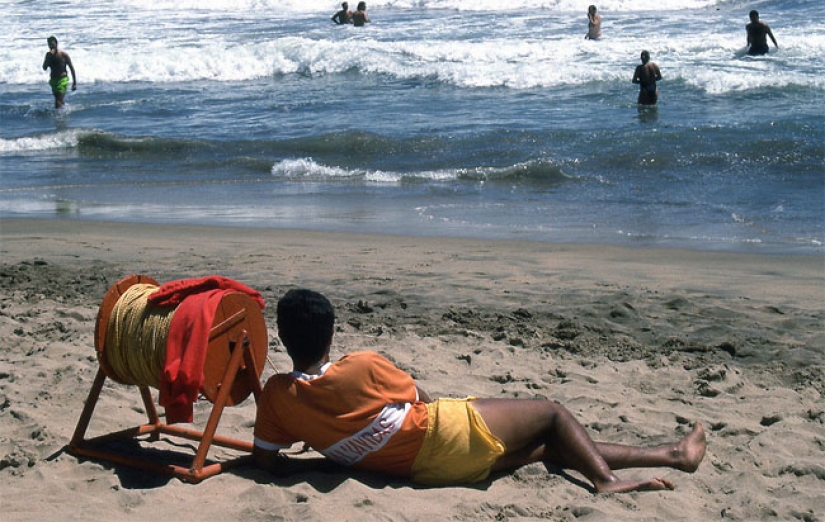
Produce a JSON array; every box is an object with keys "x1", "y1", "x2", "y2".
[{"x1": 68, "y1": 274, "x2": 268, "y2": 483}]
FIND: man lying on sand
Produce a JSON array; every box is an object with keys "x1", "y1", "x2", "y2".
[{"x1": 254, "y1": 289, "x2": 706, "y2": 493}]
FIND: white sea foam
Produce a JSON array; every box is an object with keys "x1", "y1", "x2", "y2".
[
  {"x1": 269, "y1": 158, "x2": 570, "y2": 184},
  {"x1": 4, "y1": 0, "x2": 820, "y2": 95},
  {"x1": 0, "y1": 0, "x2": 825, "y2": 94},
  {"x1": 271, "y1": 158, "x2": 466, "y2": 183},
  {"x1": 10, "y1": 34, "x2": 820, "y2": 93},
  {"x1": 67, "y1": 0, "x2": 728, "y2": 14},
  {"x1": 271, "y1": 158, "x2": 359, "y2": 179},
  {"x1": 0, "y1": 131, "x2": 81, "y2": 154}
]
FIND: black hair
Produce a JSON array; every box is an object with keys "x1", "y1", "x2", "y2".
[{"x1": 277, "y1": 289, "x2": 335, "y2": 366}]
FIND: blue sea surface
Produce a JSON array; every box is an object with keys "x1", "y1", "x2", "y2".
[{"x1": 1, "y1": 0, "x2": 823, "y2": 253}]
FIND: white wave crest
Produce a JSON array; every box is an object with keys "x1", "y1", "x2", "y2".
[
  {"x1": 271, "y1": 158, "x2": 360, "y2": 179},
  {"x1": 83, "y1": 0, "x2": 726, "y2": 13},
  {"x1": 0, "y1": 131, "x2": 82, "y2": 154},
  {"x1": 3, "y1": 0, "x2": 819, "y2": 95},
  {"x1": 270, "y1": 158, "x2": 462, "y2": 183}
]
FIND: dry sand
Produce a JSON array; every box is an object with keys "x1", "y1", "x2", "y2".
[{"x1": 1, "y1": 218, "x2": 823, "y2": 521}]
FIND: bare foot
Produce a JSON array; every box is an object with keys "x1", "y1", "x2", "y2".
[
  {"x1": 674, "y1": 422, "x2": 706, "y2": 473},
  {"x1": 596, "y1": 477, "x2": 675, "y2": 494}
]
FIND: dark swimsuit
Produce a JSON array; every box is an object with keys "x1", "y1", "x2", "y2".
[
  {"x1": 748, "y1": 43, "x2": 769, "y2": 56},
  {"x1": 638, "y1": 82, "x2": 657, "y2": 105}
]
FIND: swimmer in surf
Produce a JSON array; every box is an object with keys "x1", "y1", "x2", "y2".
[
  {"x1": 585, "y1": 5, "x2": 601, "y2": 40},
  {"x1": 632, "y1": 50, "x2": 662, "y2": 106},
  {"x1": 352, "y1": 2, "x2": 369, "y2": 26},
  {"x1": 42, "y1": 36, "x2": 77, "y2": 109},
  {"x1": 332, "y1": 2, "x2": 353, "y2": 25},
  {"x1": 746, "y1": 10, "x2": 778, "y2": 56}
]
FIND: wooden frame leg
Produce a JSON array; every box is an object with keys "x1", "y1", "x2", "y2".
[
  {"x1": 69, "y1": 368, "x2": 107, "y2": 452},
  {"x1": 68, "y1": 332, "x2": 262, "y2": 484}
]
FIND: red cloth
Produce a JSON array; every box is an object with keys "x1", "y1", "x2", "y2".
[
  {"x1": 148, "y1": 276, "x2": 264, "y2": 424},
  {"x1": 148, "y1": 275, "x2": 264, "y2": 309}
]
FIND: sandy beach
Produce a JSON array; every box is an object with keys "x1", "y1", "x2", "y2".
[{"x1": 1, "y1": 218, "x2": 823, "y2": 521}]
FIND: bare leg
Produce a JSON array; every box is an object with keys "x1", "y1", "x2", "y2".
[
  {"x1": 593, "y1": 422, "x2": 705, "y2": 472},
  {"x1": 472, "y1": 399, "x2": 705, "y2": 493}
]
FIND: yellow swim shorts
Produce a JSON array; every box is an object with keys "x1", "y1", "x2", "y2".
[{"x1": 409, "y1": 397, "x2": 506, "y2": 486}]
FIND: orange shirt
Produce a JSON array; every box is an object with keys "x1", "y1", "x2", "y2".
[{"x1": 254, "y1": 351, "x2": 429, "y2": 477}]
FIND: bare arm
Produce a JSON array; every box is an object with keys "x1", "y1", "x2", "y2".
[
  {"x1": 42, "y1": 51, "x2": 52, "y2": 71},
  {"x1": 632, "y1": 66, "x2": 641, "y2": 84},
  {"x1": 64, "y1": 52, "x2": 77, "y2": 89},
  {"x1": 767, "y1": 27, "x2": 778, "y2": 48},
  {"x1": 653, "y1": 64, "x2": 662, "y2": 82},
  {"x1": 416, "y1": 384, "x2": 432, "y2": 403}
]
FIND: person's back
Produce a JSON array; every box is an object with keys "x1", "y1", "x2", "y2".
[
  {"x1": 256, "y1": 350, "x2": 428, "y2": 476},
  {"x1": 632, "y1": 50, "x2": 662, "y2": 105},
  {"x1": 635, "y1": 63, "x2": 659, "y2": 88},
  {"x1": 353, "y1": 1, "x2": 369, "y2": 26},
  {"x1": 746, "y1": 10, "x2": 778, "y2": 55}
]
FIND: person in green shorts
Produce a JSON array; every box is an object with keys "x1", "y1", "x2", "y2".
[{"x1": 42, "y1": 36, "x2": 77, "y2": 109}]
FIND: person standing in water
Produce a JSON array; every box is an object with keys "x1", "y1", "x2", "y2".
[
  {"x1": 632, "y1": 50, "x2": 662, "y2": 106},
  {"x1": 42, "y1": 36, "x2": 77, "y2": 109},
  {"x1": 332, "y1": 2, "x2": 353, "y2": 25},
  {"x1": 746, "y1": 10, "x2": 778, "y2": 56},
  {"x1": 352, "y1": 2, "x2": 370, "y2": 26},
  {"x1": 585, "y1": 5, "x2": 602, "y2": 40}
]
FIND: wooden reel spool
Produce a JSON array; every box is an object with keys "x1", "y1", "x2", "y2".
[{"x1": 69, "y1": 274, "x2": 267, "y2": 483}]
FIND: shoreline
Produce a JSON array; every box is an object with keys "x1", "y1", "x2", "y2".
[
  {"x1": 2, "y1": 215, "x2": 822, "y2": 258},
  {"x1": 1, "y1": 217, "x2": 823, "y2": 520},
  {"x1": 2, "y1": 217, "x2": 823, "y2": 303}
]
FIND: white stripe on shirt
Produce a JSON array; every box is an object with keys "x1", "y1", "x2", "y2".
[{"x1": 320, "y1": 403, "x2": 411, "y2": 466}]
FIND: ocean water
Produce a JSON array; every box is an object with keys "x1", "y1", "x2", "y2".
[{"x1": 1, "y1": 0, "x2": 823, "y2": 254}]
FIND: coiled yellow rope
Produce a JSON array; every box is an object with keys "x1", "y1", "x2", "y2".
[{"x1": 105, "y1": 284, "x2": 175, "y2": 387}]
